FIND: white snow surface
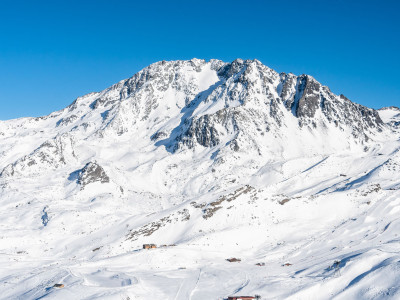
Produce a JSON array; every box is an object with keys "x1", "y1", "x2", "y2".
[{"x1": 0, "y1": 59, "x2": 400, "y2": 299}]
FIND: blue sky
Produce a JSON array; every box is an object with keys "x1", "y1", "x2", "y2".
[{"x1": 0, "y1": 0, "x2": 399, "y2": 120}]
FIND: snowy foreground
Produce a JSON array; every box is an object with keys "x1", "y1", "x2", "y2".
[{"x1": 1, "y1": 59, "x2": 400, "y2": 299}]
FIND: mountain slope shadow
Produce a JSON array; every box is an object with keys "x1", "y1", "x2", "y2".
[
  {"x1": 155, "y1": 79, "x2": 223, "y2": 153},
  {"x1": 341, "y1": 257, "x2": 398, "y2": 293}
]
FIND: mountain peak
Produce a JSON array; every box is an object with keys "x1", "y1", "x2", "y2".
[
  {"x1": 1, "y1": 59, "x2": 400, "y2": 299},
  {"x1": 0, "y1": 59, "x2": 387, "y2": 178}
]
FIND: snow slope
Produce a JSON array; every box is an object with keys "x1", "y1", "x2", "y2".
[{"x1": 0, "y1": 59, "x2": 399, "y2": 299}]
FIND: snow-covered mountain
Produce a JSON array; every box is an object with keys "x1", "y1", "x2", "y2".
[{"x1": 1, "y1": 59, "x2": 400, "y2": 299}]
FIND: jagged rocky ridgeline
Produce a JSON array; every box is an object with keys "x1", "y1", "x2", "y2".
[{"x1": 0, "y1": 59, "x2": 387, "y2": 178}]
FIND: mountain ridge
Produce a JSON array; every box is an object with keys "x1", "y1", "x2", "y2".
[
  {"x1": 0, "y1": 59, "x2": 387, "y2": 178},
  {"x1": 1, "y1": 59, "x2": 400, "y2": 299}
]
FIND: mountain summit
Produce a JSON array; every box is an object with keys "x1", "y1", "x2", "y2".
[
  {"x1": 1, "y1": 59, "x2": 400, "y2": 299},
  {"x1": 0, "y1": 59, "x2": 385, "y2": 178}
]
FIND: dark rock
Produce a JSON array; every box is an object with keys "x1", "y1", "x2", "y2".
[
  {"x1": 296, "y1": 75, "x2": 321, "y2": 118},
  {"x1": 77, "y1": 162, "x2": 109, "y2": 187}
]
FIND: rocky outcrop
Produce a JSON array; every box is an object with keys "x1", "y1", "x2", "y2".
[
  {"x1": 0, "y1": 134, "x2": 76, "y2": 177},
  {"x1": 77, "y1": 162, "x2": 109, "y2": 188}
]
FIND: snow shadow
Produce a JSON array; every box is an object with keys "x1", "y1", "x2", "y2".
[{"x1": 155, "y1": 80, "x2": 223, "y2": 153}]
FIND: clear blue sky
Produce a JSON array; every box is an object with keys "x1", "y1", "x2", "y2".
[{"x1": 0, "y1": 0, "x2": 399, "y2": 120}]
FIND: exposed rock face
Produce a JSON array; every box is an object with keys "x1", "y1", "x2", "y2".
[
  {"x1": 296, "y1": 75, "x2": 321, "y2": 118},
  {"x1": 161, "y1": 59, "x2": 384, "y2": 154},
  {"x1": 77, "y1": 162, "x2": 109, "y2": 187},
  {"x1": 178, "y1": 113, "x2": 222, "y2": 149},
  {"x1": 379, "y1": 106, "x2": 400, "y2": 111},
  {"x1": 0, "y1": 134, "x2": 76, "y2": 177},
  {"x1": 50, "y1": 58, "x2": 383, "y2": 155},
  {"x1": 50, "y1": 59, "x2": 383, "y2": 157},
  {"x1": 56, "y1": 115, "x2": 78, "y2": 127},
  {"x1": 0, "y1": 58, "x2": 387, "y2": 181}
]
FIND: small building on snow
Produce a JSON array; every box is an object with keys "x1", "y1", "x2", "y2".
[
  {"x1": 226, "y1": 257, "x2": 241, "y2": 262},
  {"x1": 143, "y1": 244, "x2": 157, "y2": 249}
]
